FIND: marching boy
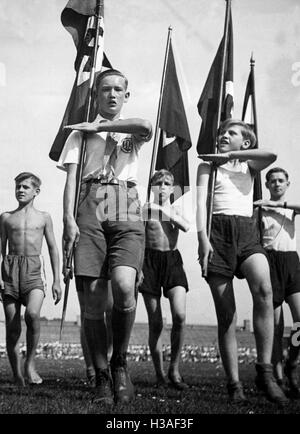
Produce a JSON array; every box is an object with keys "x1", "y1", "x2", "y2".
[
  {"x1": 255, "y1": 167, "x2": 300, "y2": 398},
  {"x1": 196, "y1": 119, "x2": 287, "y2": 405},
  {"x1": 0, "y1": 172, "x2": 61, "y2": 386},
  {"x1": 139, "y1": 169, "x2": 190, "y2": 389}
]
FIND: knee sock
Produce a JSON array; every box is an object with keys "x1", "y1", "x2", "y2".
[
  {"x1": 111, "y1": 304, "x2": 136, "y2": 366},
  {"x1": 84, "y1": 318, "x2": 108, "y2": 370}
]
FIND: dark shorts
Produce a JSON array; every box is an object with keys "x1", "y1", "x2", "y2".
[
  {"x1": 74, "y1": 181, "x2": 145, "y2": 280},
  {"x1": 1, "y1": 255, "x2": 46, "y2": 305},
  {"x1": 207, "y1": 214, "x2": 267, "y2": 279},
  {"x1": 266, "y1": 250, "x2": 300, "y2": 308},
  {"x1": 139, "y1": 248, "x2": 189, "y2": 298}
]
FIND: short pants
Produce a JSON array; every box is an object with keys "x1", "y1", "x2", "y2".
[
  {"x1": 74, "y1": 180, "x2": 145, "y2": 280},
  {"x1": 207, "y1": 214, "x2": 267, "y2": 279},
  {"x1": 266, "y1": 250, "x2": 300, "y2": 308},
  {"x1": 139, "y1": 248, "x2": 189, "y2": 298},
  {"x1": 1, "y1": 255, "x2": 46, "y2": 305}
]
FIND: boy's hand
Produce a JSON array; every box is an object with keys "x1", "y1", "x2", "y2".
[
  {"x1": 198, "y1": 236, "x2": 214, "y2": 277},
  {"x1": 64, "y1": 119, "x2": 104, "y2": 133},
  {"x1": 62, "y1": 263, "x2": 73, "y2": 284},
  {"x1": 198, "y1": 153, "x2": 230, "y2": 165},
  {"x1": 52, "y1": 282, "x2": 62, "y2": 305},
  {"x1": 142, "y1": 202, "x2": 162, "y2": 221},
  {"x1": 63, "y1": 219, "x2": 80, "y2": 258},
  {"x1": 253, "y1": 199, "x2": 280, "y2": 208}
]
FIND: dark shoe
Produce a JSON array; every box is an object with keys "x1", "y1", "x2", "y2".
[
  {"x1": 168, "y1": 371, "x2": 189, "y2": 391},
  {"x1": 155, "y1": 375, "x2": 168, "y2": 388},
  {"x1": 284, "y1": 361, "x2": 300, "y2": 399},
  {"x1": 94, "y1": 369, "x2": 114, "y2": 405},
  {"x1": 112, "y1": 366, "x2": 135, "y2": 404},
  {"x1": 255, "y1": 363, "x2": 289, "y2": 405},
  {"x1": 227, "y1": 381, "x2": 247, "y2": 403}
]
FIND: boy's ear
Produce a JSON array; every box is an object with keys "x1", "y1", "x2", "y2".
[
  {"x1": 241, "y1": 139, "x2": 251, "y2": 150},
  {"x1": 124, "y1": 91, "x2": 130, "y2": 103},
  {"x1": 35, "y1": 188, "x2": 40, "y2": 196}
]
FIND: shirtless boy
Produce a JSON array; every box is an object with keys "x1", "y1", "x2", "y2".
[
  {"x1": 139, "y1": 169, "x2": 190, "y2": 389},
  {"x1": 0, "y1": 172, "x2": 61, "y2": 386}
]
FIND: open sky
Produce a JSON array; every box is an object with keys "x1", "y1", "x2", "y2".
[{"x1": 0, "y1": 0, "x2": 300, "y2": 327}]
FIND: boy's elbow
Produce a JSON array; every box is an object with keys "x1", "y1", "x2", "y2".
[
  {"x1": 270, "y1": 151, "x2": 277, "y2": 163},
  {"x1": 141, "y1": 120, "x2": 153, "y2": 138}
]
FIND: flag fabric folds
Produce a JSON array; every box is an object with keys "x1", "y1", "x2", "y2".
[
  {"x1": 155, "y1": 41, "x2": 192, "y2": 200},
  {"x1": 196, "y1": 12, "x2": 233, "y2": 155},
  {"x1": 242, "y1": 57, "x2": 262, "y2": 201},
  {"x1": 49, "y1": 0, "x2": 111, "y2": 162}
]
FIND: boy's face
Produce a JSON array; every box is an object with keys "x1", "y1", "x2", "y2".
[
  {"x1": 265, "y1": 172, "x2": 289, "y2": 199},
  {"x1": 152, "y1": 176, "x2": 174, "y2": 203},
  {"x1": 15, "y1": 178, "x2": 39, "y2": 204},
  {"x1": 217, "y1": 124, "x2": 250, "y2": 153},
  {"x1": 97, "y1": 75, "x2": 129, "y2": 119}
]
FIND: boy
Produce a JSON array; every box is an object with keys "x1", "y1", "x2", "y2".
[
  {"x1": 59, "y1": 69, "x2": 152, "y2": 404},
  {"x1": 0, "y1": 172, "x2": 61, "y2": 386},
  {"x1": 139, "y1": 169, "x2": 190, "y2": 389},
  {"x1": 196, "y1": 119, "x2": 287, "y2": 405},
  {"x1": 254, "y1": 167, "x2": 300, "y2": 398}
]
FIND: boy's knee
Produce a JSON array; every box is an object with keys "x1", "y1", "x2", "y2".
[
  {"x1": 150, "y1": 319, "x2": 164, "y2": 335},
  {"x1": 253, "y1": 283, "x2": 273, "y2": 304},
  {"x1": 172, "y1": 312, "x2": 186, "y2": 328},
  {"x1": 24, "y1": 310, "x2": 40, "y2": 324}
]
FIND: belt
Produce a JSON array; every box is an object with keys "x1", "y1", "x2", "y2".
[{"x1": 84, "y1": 177, "x2": 136, "y2": 189}]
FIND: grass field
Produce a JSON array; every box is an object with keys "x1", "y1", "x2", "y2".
[{"x1": 0, "y1": 358, "x2": 299, "y2": 417}]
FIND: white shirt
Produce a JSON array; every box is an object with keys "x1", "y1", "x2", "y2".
[
  {"x1": 57, "y1": 116, "x2": 150, "y2": 184},
  {"x1": 213, "y1": 161, "x2": 254, "y2": 217},
  {"x1": 260, "y1": 207, "x2": 296, "y2": 251}
]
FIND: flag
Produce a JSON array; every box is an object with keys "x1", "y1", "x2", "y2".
[
  {"x1": 196, "y1": 11, "x2": 233, "y2": 155},
  {"x1": 242, "y1": 56, "x2": 262, "y2": 201},
  {"x1": 49, "y1": 0, "x2": 111, "y2": 162},
  {"x1": 155, "y1": 41, "x2": 192, "y2": 201}
]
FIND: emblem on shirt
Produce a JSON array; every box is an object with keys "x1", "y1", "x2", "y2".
[{"x1": 121, "y1": 138, "x2": 133, "y2": 153}]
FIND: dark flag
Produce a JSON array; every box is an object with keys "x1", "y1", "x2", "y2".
[
  {"x1": 196, "y1": 12, "x2": 233, "y2": 155},
  {"x1": 49, "y1": 0, "x2": 111, "y2": 162},
  {"x1": 155, "y1": 41, "x2": 192, "y2": 201},
  {"x1": 242, "y1": 55, "x2": 262, "y2": 201}
]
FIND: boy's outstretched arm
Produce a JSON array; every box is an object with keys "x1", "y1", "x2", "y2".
[
  {"x1": 196, "y1": 163, "x2": 214, "y2": 276},
  {"x1": 44, "y1": 213, "x2": 62, "y2": 305},
  {"x1": 254, "y1": 199, "x2": 300, "y2": 215},
  {"x1": 65, "y1": 118, "x2": 153, "y2": 140},
  {"x1": 199, "y1": 149, "x2": 277, "y2": 172},
  {"x1": 142, "y1": 202, "x2": 190, "y2": 232}
]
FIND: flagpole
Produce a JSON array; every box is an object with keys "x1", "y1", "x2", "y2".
[
  {"x1": 60, "y1": 0, "x2": 103, "y2": 341},
  {"x1": 146, "y1": 26, "x2": 173, "y2": 201},
  {"x1": 206, "y1": 0, "x2": 232, "y2": 238},
  {"x1": 247, "y1": 54, "x2": 263, "y2": 241}
]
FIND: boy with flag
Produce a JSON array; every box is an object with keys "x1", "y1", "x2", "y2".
[
  {"x1": 59, "y1": 68, "x2": 152, "y2": 405},
  {"x1": 196, "y1": 119, "x2": 288, "y2": 405}
]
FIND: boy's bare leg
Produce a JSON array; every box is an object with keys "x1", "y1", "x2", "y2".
[
  {"x1": 142, "y1": 293, "x2": 166, "y2": 383},
  {"x1": 272, "y1": 305, "x2": 284, "y2": 382},
  {"x1": 3, "y1": 297, "x2": 25, "y2": 386},
  {"x1": 241, "y1": 253, "x2": 287, "y2": 404},
  {"x1": 167, "y1": 286, "x2": 186, "y2": 382},
  {"x1": 208, "y1": 276, "x2": 239, "y2": 384},
  {"x1": 240, "y1": 254, "x2": 274, "y2": 363},
  {"x1": 24, "y1": 289, "x2": 44, "y2": 384}
]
